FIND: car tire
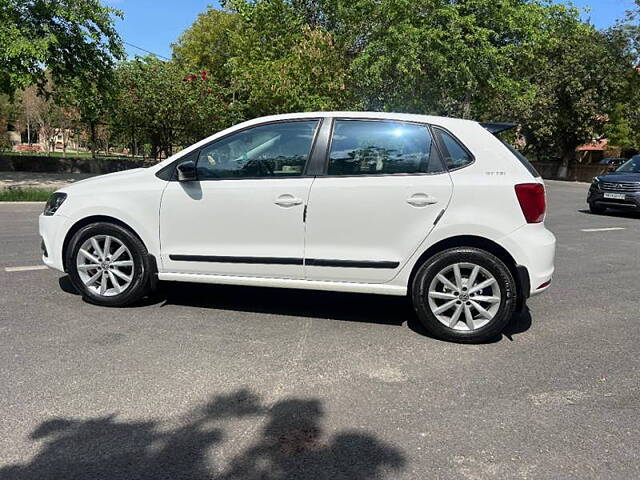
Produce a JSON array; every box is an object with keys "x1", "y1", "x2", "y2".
[
  {"x1": 66, "y1": 222, "x2": 151, "y2": 307},
  {"x1": 411, "y1": 247, "x2": 517, "y2": 343},
  {"x1": 589, "y1": 203, "x2": 607, "y2": 215}
]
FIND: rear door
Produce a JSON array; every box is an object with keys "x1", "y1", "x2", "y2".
[{"x1": 304, "y1": 118, "x2": 453, "y2": 283}]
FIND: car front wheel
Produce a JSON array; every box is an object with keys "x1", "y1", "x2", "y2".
[
  {"x1": 66, "y1": 222, "x2": 151, "y2": 307},
  {"x1": 589, "y1": 203, "x2": 607, "y2": 215},
  {"x1": 411, "y1": 247, "x2": 517, "y2": 343}
]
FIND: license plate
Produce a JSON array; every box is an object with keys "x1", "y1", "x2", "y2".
[{"x1": 604, "y1": 192, "x2": 626, "y2": 200}]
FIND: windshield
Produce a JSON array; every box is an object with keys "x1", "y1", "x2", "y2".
[{"x1": 615, "y1": 157, "x2": 640, "y2": 173}]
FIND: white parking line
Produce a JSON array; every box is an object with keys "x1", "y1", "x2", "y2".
[
  {"x1": 580, "y1": 227, "x2": 626, "y2": 232},
  {"x1": 4, "y1": 265, "x2": 48, "y2": 273}
]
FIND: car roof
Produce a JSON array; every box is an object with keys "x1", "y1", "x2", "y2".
[{"x1": 251, "y1": 111, "x2": 478, "y2": 127}]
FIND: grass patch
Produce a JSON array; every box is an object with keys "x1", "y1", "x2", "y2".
[{"x1": 0, "y1": 188, "x2": 55, "y2": 201}]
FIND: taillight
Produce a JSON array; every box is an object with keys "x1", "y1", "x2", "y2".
[{"x1": 514, "y1": 183, "x2": 546, "y2": 223}]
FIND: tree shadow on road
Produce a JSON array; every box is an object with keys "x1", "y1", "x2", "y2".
[{"x1": 0, "y1": 389, "x2": 405, "y2": 480}]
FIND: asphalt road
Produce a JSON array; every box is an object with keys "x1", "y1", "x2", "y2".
[{"x1": 1, "y1": 180, "x2": 639, "y2": 479}]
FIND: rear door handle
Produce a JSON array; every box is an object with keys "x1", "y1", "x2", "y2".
[
  {"x1": 275, "y1": 194, "x2": 303, "y2": 207},
  {"x1": 407, "y1": 193, "x2": 438, "y2": 207}
]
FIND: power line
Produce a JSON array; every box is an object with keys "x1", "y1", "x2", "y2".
[{"x1": 123, "y1": 41, "x2": 171, "y2": 61}]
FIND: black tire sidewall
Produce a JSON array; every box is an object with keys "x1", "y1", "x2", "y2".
[
  {"x1": 66, "y1": 223, "x2": 150, "y2": 307},
  {"x1": 412, "y1": 247, "x2": 517, "y2": 343}
]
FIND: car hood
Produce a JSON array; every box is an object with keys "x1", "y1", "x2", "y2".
[
  {"x1": 598, "y1": 173, "x2": 640, "y2": 183},
  {"x1": 58, "y1": 168, "x2": 147, "y2": 192}
]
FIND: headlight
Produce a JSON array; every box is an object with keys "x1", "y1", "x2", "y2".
[{"x1": 44, "y1": 192, "x2": 67, "y2": 216}]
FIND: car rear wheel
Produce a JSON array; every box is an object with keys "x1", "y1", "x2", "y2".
[
  {"x1": 589, "y1": 203, "x2": 607, "y2": 215},
  {"x1": 411, "y1": 247, "x2": 517, "y2": 343},
  {"x1": 66, "y1": 222, "x2": 151, "y2": 307}
]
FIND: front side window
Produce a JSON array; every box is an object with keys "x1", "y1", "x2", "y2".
[
  {"x1": 435, "y1": 128, "x2": 474, "y2": 170},
  {"x1": 196, "y1": 120, "x2": 319, "y2": 180},
  {"x1": 327, "y1": 120, "x2": 443, "y2": 176}
]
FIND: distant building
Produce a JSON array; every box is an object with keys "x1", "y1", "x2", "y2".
[
  {"x1": 576, "y1": 139, "x2": 608, "y2": 164},
  {"x1": 5, "y1": 123, "x2": 80, "y2": 153}
]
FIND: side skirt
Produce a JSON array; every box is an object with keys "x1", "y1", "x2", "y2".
[{"x1": 157, "y1": 272, "x2": 407, "y2": 296}]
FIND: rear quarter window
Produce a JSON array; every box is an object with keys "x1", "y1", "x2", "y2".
[{"x1": 433, "y1": 128, "x2": 474, "y2": 171}]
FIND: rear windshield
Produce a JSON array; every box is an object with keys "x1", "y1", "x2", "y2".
[{"x1": 500, "y1": 139, "x2": 540, "y2": 178}]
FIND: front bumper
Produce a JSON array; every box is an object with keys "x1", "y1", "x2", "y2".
[
  {"x1": 587, "y1": 187, "x2": 640, "y2": 210},
  {"x1": 39, "y1": 213, "x2": 69, "y2": 272}
]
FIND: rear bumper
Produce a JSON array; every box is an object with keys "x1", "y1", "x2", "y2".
[{"x1": 501, "y1": 223, "x2": 556, "y2": 297}]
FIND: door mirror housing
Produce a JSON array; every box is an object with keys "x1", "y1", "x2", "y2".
[{"x1": 176, "y1": 160, "x2": 197, "y2": 182}]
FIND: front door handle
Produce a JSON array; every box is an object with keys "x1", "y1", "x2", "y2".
[
  {"x1": 407, "y1": 193, "x2": 438, "y2": 207},
  {"x1": 275, "y1": 194, "x2": 303, "y2": 207}
]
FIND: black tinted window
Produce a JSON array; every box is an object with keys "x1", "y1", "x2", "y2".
[
  {"x1": 197, "y1": 120, "x2": 318, "y2": 179},
  {"x1": 435, "y1": 129, "x2": 473, "y2": 170},
  {"x1": 328, "y1": 120, "x2": 443, "y2": 176}
]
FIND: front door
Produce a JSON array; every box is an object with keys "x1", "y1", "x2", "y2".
[
  {"x1": 160, "y1": 119, "x2": 319, "y2": 279},
  {"x1": 304, "y1": 119, "x2": 453, "y2": 283}
]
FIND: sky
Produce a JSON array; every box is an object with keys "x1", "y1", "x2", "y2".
[{"x1": 104, "y1": 0, "x2": 638, "y2": 60}]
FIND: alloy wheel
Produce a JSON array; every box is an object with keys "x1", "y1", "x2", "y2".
[
  {"x1": 427, "y1": 262, "x2": 501, "y2": 331},
  {"x1": 76, "y1": 235, "x2": 134, "y2": 297}
]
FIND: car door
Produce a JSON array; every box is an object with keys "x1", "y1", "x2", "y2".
[
  {"x1": 304, "y1": 118, "x2": 453, "y2": 283},
  {"x1": 159, "y1": 119, "x2": 320, "y2": 279}
]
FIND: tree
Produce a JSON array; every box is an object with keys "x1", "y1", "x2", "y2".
[
  {"x1": 510, "y1": 19, "x2": 638, "y2": 175},
  {"x1": 176, "y1": 1, "x2": 354, "y2": 117},
  {"x1": 114, "y1": 57, "x2": 240, "y2": 160},
  {"x1": 172, "y1": 7, "x2": 239, "y2": 86},
  {"x1": 0, "y1": 0, "x2": 124, "y2": 97}
]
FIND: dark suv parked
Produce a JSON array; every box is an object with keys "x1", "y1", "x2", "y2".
[{"x1": 588, "y1": 156, "x2": 640, "y2": 214}]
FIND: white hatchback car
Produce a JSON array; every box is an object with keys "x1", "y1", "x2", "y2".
[{"x1": 40, "y1": 112, "x2": 555, "y2": 342}]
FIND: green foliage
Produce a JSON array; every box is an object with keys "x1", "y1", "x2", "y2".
[
  {"x1": 0, "y1": 0, "x2": 124, "y2": 97},
  {"x1": 113, "y1": 57, "x2": 242, "y2": 159},
  {"x1": 180, "y1": 0, "x2": 355, "y2": 116},
  {"x1": 4, "y1": 0, "x2": 640, "y2": 169},
  {"x1": 513, "y1": 20, "x2": 635, "y2": 161},
  {"x1": 604, "y1": 104, "x2": 639, "y2": 149},
  {"x1": 172, "y1": 7, "x2": 239, "y2": 85}
]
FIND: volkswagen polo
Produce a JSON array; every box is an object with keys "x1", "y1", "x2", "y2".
[{"x1": 39, "y1": 112, "x2": 555, "y2": 342}]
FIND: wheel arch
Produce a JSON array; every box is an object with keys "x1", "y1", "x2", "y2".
[
  {"x1": 61, "y1": 215, "x2": 147, "y2": 272},
  {"x1": 407, "y1": 235, "x2": 527, "y2": 308}
]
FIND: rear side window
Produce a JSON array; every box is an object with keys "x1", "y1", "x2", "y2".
[
  {"x1": 500, "y1": 140, "x2": 540, "y2": 178},
  {"x1": 434, "y1": 128, "x2": 474, "y2": 170},
  {"x1": 327, "y1": 120, "x2": 444, "y2": 176}
]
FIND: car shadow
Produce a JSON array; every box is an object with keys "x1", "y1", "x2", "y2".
[
  {"x1": 0, "y1": 388, "x2": 406, "y2": 480},
  {"x1": 58, "y1": 276, "x2": 532, "y2": 343},
  {"x1": 578, "y1": 208, "x2": 640, "y2": 219}
]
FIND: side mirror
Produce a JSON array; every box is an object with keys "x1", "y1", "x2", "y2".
[{"x1": 176, "y1": 160, "x2": 197, "y2": 182}]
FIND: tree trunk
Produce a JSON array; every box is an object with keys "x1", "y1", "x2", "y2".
[
  {"x1": 90, "y1": 122, "x2": 97, "y2": 159},
  {"x1": 462, "y1": 90, "x2": 472, "y2": 120},
  {"x1": 556, "y1": 149, "x2": 574, "y2": 179}
]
